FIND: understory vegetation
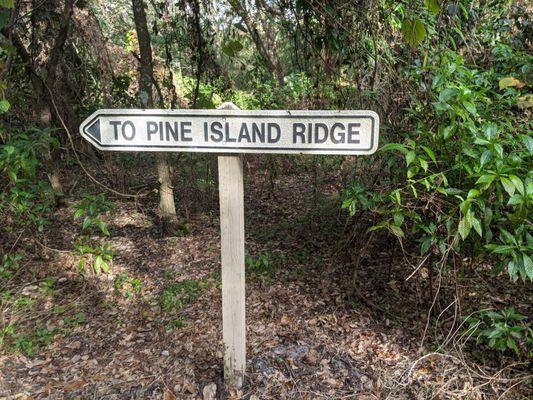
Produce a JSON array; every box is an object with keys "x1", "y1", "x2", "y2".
[{"x1": 0, "y1": 0, "x2": 531, "y2": 398}]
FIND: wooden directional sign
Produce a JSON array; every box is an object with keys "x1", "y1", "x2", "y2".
[
  {"x1": 80, "y1": 109, "x2": 379, "y2": 154},
  {"x1": 79, "y1": 103, "x2": 380, "y2": 389}
]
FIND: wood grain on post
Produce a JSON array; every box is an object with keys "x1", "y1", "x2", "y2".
[{"x1": 217, "y1": 102, "x2": 246, "y2": 388}]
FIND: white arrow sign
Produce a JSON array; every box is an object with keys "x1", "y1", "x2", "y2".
[{"x1": 80, "y1": 109, "x2": 379, "y2": 154}]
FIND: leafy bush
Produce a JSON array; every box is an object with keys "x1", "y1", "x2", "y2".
[
  {"x1": 345, "y1": 46, "x2": 532, "y2": 282},
  {"x1": 74, "y1": 242, "x2": 114, "y2": 274},
  {"x1": 0, "y1": 127, "x2": 58, "y2": 231},
  {"x1": 72, "y1": 193, "x2": 113, "y2": 236},
  {"x1": 464, "y1": 308, "x2": 532, "y2": 355}
]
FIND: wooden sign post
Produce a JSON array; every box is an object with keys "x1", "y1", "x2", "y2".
[
  {"x1": 80, "y1": 102, "x2": 379, "y2": 388},
  {"x1": 217, "y1": 103, "x2": 246, "y2": 387}
]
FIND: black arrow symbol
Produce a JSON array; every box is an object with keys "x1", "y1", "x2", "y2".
[{"x1": 84, "y1": 117, "x2": 101, "y2": 143}]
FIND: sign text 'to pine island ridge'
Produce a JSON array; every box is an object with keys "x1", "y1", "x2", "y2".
[{"x1": 80, "y1": 109, "x2": 379, "y2": 155}]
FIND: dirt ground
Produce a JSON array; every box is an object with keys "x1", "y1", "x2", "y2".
[{"x1": 0, "y1": 156, "x2": 530, "y2": 399}]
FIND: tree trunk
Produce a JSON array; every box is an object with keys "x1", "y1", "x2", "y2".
[
  {"x1": 156, "y1": 153, "x2": 176, "y2": 219},
  {"x1": 131, "y1": 0, "x2": 177, "y2": 226}
]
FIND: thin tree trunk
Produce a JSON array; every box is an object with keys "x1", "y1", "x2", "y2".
[
  {"x1": 156, "y1": 154, "x2": 176, "y2": 220},
  {"x1": 131, "y1": 0, "x2": 177, "y2": 226},
  {"x1": 229, "y1": 0, "x2": 284, "y2": 84}
]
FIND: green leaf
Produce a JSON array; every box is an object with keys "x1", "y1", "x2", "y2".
[
  {"x1": 500, "y1": 177, "x2": 515, "y2": 196},
  {"x1": 4, "y1": 144, "x2": 15, "y2": 155},
  {"x1": 506, "y1": 337, "x2": 519, "y2": 354},
  {"x1": 523, "y1": 253, "x2": 533, "y2": 280},
  {"x1": 509, "y1": 175, "x2": 524, "y2": 195},
  {"x1": 467, "y1": 189, "x2": 480, "y2": 199},
  {"x1": 421, "y1": 146, "x2": 436, "y2": 162},
  {"x1": 439, "y1": 88, "x2": 458, "y2": 102},
  {"x1": 222, "y1": 40, "x2": 243, "y2": 57},
  {"x1": 441, "y1": 124, "x2": 455, "y2": 140},
  {"x1": 519, "y1": 134, "x2": 533, "y2": 152},
  {"x1": 82, "y1": 216, "x2": 92, "y2": 231},
  {"x1": 380, "y1": 143, "x2": 408, "y2": 154},
  {"x1": 471, "y1": 216, "x2": 482, "y2": 237},
  {"x1": 0, "y1": 99, "x2": 10, "y2": 113},
  {"x1": 476, "y1": 174, "x2": 496, "y2": 186},
  {"x1": 480, "y1": 150, "x2": 492, "y2": 167},
  {"x1": 401, "y1": 18, "x2": 427, "y2": 48},
  {"x1": 94, "y1": 256, "x2": 102, "y2": 274},
  {"x1": 420, "y1": 237, "x2": 433, "y2": 255},
  {"x1": 458, "y1": 218, "x2": 471, "y2": 240},
  {"x1": 424, "y1": 0, "x2": 441, "y2": 15},
  {"x1": 507, "y1": 194, "x2": 523, "y2": 206},
  {"x1": 389, "y1": 225, "x2": 405, "y2": 238},
  {"x1": 462, "y1": 100, "x2": 477, "y2": 114},
  {"x1": 406, "y1": 150, "x2": 416, "y2": 166},
  {"x1": 419, "y1": 158, "x2": 428, "y2": 172}
]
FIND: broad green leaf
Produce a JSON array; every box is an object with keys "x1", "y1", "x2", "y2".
[
  {"x1": 509, "y1": 175, "x2": 524, "y2": 195},
  {"x1": 406, "y1": 150, "x2": 416, "y2": 166},
  {"x1": 507, "y1": 194, "x2": 523, "y2": 206},
  {"x1": 389, "y1": 224, "x2": 404, "y2": 237},
  {"x1": 485, "y1": 244, "x2": 514, "y2": 254},
  {"x1": 380, "y1": 143, "x2": 408, "y2": 154},
  {"x1": 424, "y1": 0, "x2": 441, "y2": 15},
  {"x1": 94, "y1": 256, "x2": 102, "y2": 274},
  {"x1": 458, "y1": 218, "x2": 471, "y2": 240},
  {"x1": 222, "y1": 40, "x2": 243, "y2": 57},
  {"x1": 523, "y1": 253, "x2": 533, "y2": 280},
  {"x1": 420, "y1": 237, "x2": 433, "y2": 255},
  {"x1": 0, "y1": 99, "x2": 10, "y2": 113},
  {"x1": 401, "y1": 18, "x2": 427, "y2": 48},
  {"x1": 4, "y1": 144, "x2": 14, "y2": 155},
  {"x1": 82, "y1": 216, "x2": 92, "y2": 231},
  {"x1": 493, "y1": 143, "x2": 503, "y2": 158},
  {"x1": 467, "y1": 189, "x2": 480, "y2": 199},
  {"x1": 508, "y1": 260, "x2": 518, "y2": 282},
  {"x1": 500, "y1": 177, "x2": 515, "y2": 196},
  {"x1": 462, "y1": 100, "x2": 476, "y2": 114},
  {"x1": 499, "y1": 229, "x2": 517, "y2": 245},
  {"x1": 480, "y1": 150, "x2": 492, "y2": 167},
  {"x1": 441, "y1": 124, "x2": 455, "y2": 140},
  {"x1": 471, "y1": 216, "x2": 482, "y2": 237},
  {"x1": 439, "y1": 88, "x2": 458, "y2": 102},
  {"x1": 483, "y1": 124, "x2": 498, "y2": 139},
  {"x1": 519, "y1": 134, "x2": 533, "y2": 152},
  {"x1": 506, "y1": 337, "x2": 519, "y2": 353},
  {"x1": 419, "y1": 158, "x2": 428, "y2": 172},
  {"x1": 476, "y1": 174, "x2": 496, "y2": 186},
  {"x1": 442, "y1": 187, "x2": 462, "y2": 195},
  {"x1": 421, "y1": 145, "x2": 436, "y2": 162}
]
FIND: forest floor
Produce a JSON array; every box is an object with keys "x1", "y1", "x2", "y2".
[{"x1": 0, "y1": 156, "x2": 530, "y2": 399}]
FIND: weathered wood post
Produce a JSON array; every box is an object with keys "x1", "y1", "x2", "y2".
[{"x1": 217, "y1": 102, "x2": 246, "y2": 388}]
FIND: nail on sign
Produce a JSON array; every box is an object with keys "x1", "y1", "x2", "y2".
[{"x1": 80, "y1": 109, "x2": 379, "y2": 154}]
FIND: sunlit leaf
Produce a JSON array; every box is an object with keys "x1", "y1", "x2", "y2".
[
  {"x1": 401, "y1": 18, "x2": 426, "y2": 48},
  {"x1": 498, "y1": 76, "x2": 525, "y2": 90}
]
